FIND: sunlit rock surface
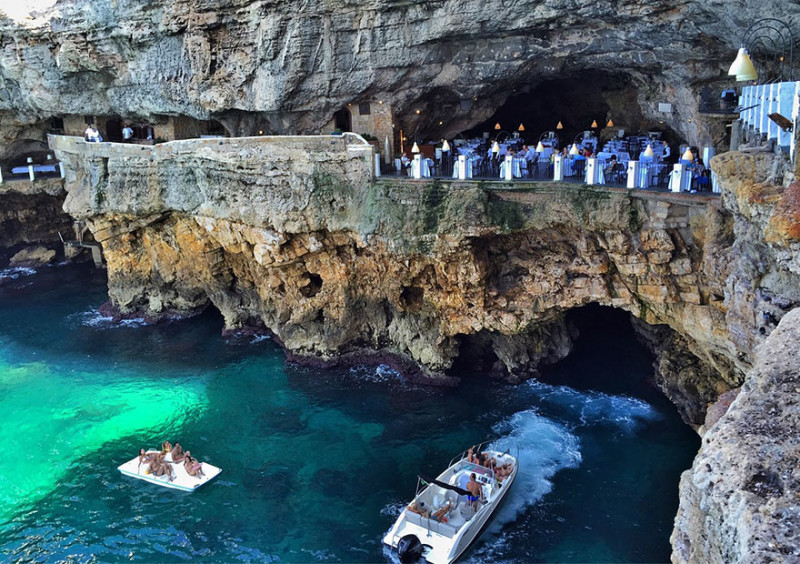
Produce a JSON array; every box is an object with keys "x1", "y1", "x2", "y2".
[{"x1": 671, "y1": 307, "x2": 800, "y2": 563}]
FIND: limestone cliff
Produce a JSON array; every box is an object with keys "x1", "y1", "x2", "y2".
[
  {"x1": 52, "y1": 135, "x2": 800, "y2": 430},
  {"x1": 671, "y1": 308, "x2": 800, "y2": 563}
]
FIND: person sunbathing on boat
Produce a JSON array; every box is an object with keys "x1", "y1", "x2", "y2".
[
  {"x1": 184, "y1": 451, "x2": 205, "y2": 478},
  {"x1": 407, "y1": 500, "x2": 451, "y2": 522},
  {"x1": 161, "y1": 441, "x2": 172, "y2": 456},
  {"x1": 494, "y1": 462, "x2": 513, "y2": 481},
  {"x1": 152, "y1": 460, "x2": 175, "y2": 482},
  {"x1": 138, "y1": 448, "x2": 157, "y2": 468},
  {"x1": 170, "y1": 442, "x2": 186, "y2": 463},
  {"x1": 147, "y1": 453, "x2": 175, "y2": 482}
]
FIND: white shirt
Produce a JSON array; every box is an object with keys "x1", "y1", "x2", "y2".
[{"x1": 122, "y1": 127, "x2": 133, "y2": 139}]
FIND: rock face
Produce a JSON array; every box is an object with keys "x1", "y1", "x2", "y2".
[
  {"x1": 671, "y1": 308, "x2": 800, "y2": 563},
  {"x1": 0, "y1": 178, "x2": 73, "y2": 267},
  {"x1": 3, "y1": 1, "x2": 798, "y2": 144},
  {"x1": 51, "y1": 135, "x2": 799, "y2": 427}
]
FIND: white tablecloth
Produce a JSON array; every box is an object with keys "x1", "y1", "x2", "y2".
[{"x1": 585, "y1": 166, "x2": 606, "y2": 184}]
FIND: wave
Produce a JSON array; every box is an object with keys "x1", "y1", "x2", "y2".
[
  {"x1": 486, "y1": 410, "x2": 582, "y2": 526},
  {"x1": 348, "y1": 363, "x2": 403, "y2": 383},
  {"x1": 525, "y1": 380, "x2": 661, "y2": 432},
  {"x1": 0, "y1": 267, "x2": 36, "y2": 280},
  {"x1": 65, "y1": 308, "x2": 149, "y2": 329}
]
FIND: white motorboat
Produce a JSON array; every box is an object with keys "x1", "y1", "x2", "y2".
[
  {"x1": 383, "y1": 444, "x2": 518, "y2": 564},
  {"x1": 117, "y1": 451, "x2": 221, "y2": 492}
]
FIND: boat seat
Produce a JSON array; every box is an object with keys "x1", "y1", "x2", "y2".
[{"x1": 404, "y1": 508, "x2": 458, "y2": 538}]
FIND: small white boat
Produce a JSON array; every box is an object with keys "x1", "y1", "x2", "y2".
[
  {"x1": 117, "y1": 451, "x2": 222, "y2": 492},
  {"x1": 383, "y1": 444, "x2": 518, "y2": 564}
]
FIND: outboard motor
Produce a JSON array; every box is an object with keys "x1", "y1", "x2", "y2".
[{"x1": 397, "y1": 534, "x2": 423, "y2": 563}]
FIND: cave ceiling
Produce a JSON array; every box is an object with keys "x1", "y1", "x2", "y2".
[{"x1": 0, "y1": 0, "x2": 799, "y2": 144}]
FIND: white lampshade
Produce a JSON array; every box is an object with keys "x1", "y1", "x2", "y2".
[
  {"x1": 569, "y1": 143, "x2": 579, "y2": 155},
  {"x1": 728, "y1": 47, "x2": 758, "y2": 81},
  {"x1": 607, "y1": 119, "x2": 614, "y2": 127},
  {"x1": 643, "y1": 144, "x2": 654, "y2": 157},
  {"x1": 736, "y1": 61, "x2": 758, "y2": 81},
  {"x1": 442, "y1": 139, "x2": 450, "y2": 152},
  {"x1": 682, "y1": 148, "x2": 694, "y2": 161},
  {"x1": 591, "y1": 120, "x2": 598, "y2": 128},
  {"x1": 556, "y1": 121, "x2": 563, "y2": 130},
  {"x1": 518, "y1": 123, "x2": 525, "y2": 131},
  {"x1": 411, "y1": 142, "x2": 420, "y2": 153},
  {"x1": 491, "y1": 141, "x2": 500, "y2": 153},
  {"x1": 729, "y1": 48, "x2": 747, "y2": 75},
  {"x1": 535, "y1": 141, "x2": 545, "y2": 152},
  {"x1": 494, "y1": 122, "x2": 501, "y2": 130}
]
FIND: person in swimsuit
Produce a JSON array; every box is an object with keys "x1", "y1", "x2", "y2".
[
  {"x1": 138, "y1": 448, "x2": 157, "y2": 468},
  {"x1": 161, "y1": 441, "x2": 172, "y2": 456},
  {"x1": 407, "y1": 500, "x2": 451, "y2": 522},
  {"x1": 150, "y1": 456, "x2": 175, "y2": 482},
  {"x1": 183, "y1": 451, "x2": 205, "y2": 478},
  {"x1": 494, "y1": 462, "x2": 513, "y2": 480},
  {"x1": 170, "y1": 442, "x2": 186, "y2": 463},
  {"x1": 466, "y1": 473, "x2": 482, "y2": 509}
]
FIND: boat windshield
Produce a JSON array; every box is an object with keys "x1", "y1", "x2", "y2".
[{"x1": 461, "y1": 461, "x2": 493, "y2": 479}]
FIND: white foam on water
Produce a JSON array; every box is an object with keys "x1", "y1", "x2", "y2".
[
  {"x1": 487, "y1": 410, "x2": 582, "y2": 525},
  {"x1": 348, "y1": 363, "x2": 403, "y2": 384},
  {"x1": 250, "y1": 334, "x2": 272, "y2": 344},
  {"x1": 0, "y1": 266, "x2": 36, "y2": 280},
  {"x1": 117, "y1": 317, "x2": 148, "y2": 328},
  {"x1": 525, "y1": 379, "x2": 660, "y2": 431},
  {"x1": 66, "y1": 308, "x2": 149, "y2": 329}
]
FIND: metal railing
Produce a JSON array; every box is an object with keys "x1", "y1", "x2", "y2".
[{"x1": 739, "y1": 80, "x2": 800, "y2": 161}]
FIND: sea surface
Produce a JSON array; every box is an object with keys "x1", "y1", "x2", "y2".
[{"x1": 0, "y1": 264, "x2": 699, "y2": 563}]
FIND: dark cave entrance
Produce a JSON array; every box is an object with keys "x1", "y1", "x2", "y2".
[
  {"x1": 451, "y1": 305, "x2": 659, "y2": 398},
  {"x1": 536, "y1": 304, "x2": 657, "y2": 397},
  {"x1": 425, "y1": 71, "x2": 686, "y2": 156},
  {"x1": 464, "y1": 72, "x2": 643, "y2": 148},
  {"x1": 334, "y1": 108, "x2": 352, "y2": 133}
]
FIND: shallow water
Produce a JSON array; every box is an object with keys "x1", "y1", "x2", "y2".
[{"x1": 0, "y1": 265, "x2": 698, "y2": 562}]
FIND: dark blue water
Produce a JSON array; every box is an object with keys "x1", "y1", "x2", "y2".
[{"x1": 0, "y1": 264, "x2": 698, "y2": 562}]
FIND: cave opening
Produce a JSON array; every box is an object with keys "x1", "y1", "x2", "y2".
[
  {"x1": 536, "y1": 304, "x2": 658, "y2": 398},
  {"x1": 451, "y1": 304, "x2": 665, "y2": 401},
  {"x1": 444, "y1": 71, "x2": 684, "y2": 154}
]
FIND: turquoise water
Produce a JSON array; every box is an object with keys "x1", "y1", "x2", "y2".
[{"x1": 0, "y1": 265, "x2": 698, "y2": 562}]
